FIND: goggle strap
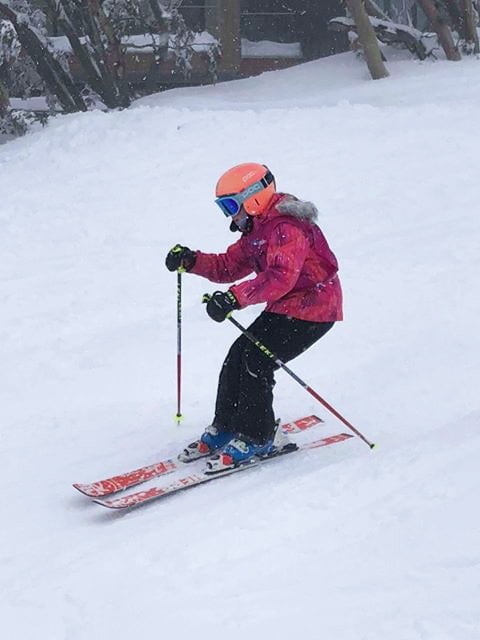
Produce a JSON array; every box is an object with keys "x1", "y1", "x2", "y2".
[{"x1": 261, "y1": 171, "x2": 274, "y2": 188}]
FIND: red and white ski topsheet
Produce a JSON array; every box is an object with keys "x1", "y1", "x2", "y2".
[
  {"x1": 73, "y1": 414, "x2": 323, "y2": 498},
  {"x1": 93, "y1": 432, "x2": 354, "y2": 510}
]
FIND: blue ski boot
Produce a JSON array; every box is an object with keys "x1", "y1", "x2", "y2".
[
  {"x1": 178, "y1": 424, "x2": 234, "y2": 463},
  {"x1": 205, "y1": 424, "x2": 291, "y2": 474}
]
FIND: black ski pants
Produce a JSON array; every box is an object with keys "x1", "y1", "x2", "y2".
[{"x1": 213, "y1": 312, "x2": 334, "y2": 445}]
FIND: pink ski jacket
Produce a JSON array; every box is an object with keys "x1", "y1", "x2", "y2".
[{"x1": 190, "y1": 193, "x2": 343, "y2": 323}]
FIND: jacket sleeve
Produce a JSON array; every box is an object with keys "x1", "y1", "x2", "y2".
[
  {"x1": 189, "y1": 238, "x2": 253, "y2": 284},
  {"x1": 230, "y1": 222, "x2": 309, "y2": 307}
]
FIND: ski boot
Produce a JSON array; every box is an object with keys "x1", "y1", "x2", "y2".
[
  {"x1": 205, "y1": 422, "x2": 293, "y2": 474},
  {"x1": 178, "y1": 424, "x2": 234, "y2": 463}
]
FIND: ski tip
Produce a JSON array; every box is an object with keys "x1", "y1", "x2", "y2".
[
  {"x1": 73, "y1": 483, "x2": 111, "y2": 498},
  {"x1": 72, "y1": 483, "x2": 91, "y2": 496}
]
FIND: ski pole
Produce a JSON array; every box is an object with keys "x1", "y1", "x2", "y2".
[
  {"x1": 226, "y1": 312, "x2": 375, "y2": 449},
  {"x1": 175, "y1": 270, "x2": 183, "y2": 424}
]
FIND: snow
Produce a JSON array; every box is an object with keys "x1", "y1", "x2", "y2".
[
  {"x1": 241, "y1": 38, "x2": 302, "y2": 58},
  {"x1": 9, "y1": 96, "x2": 50, "y2": 111},
  {"x1": 49, "y1": 31, "x2": 216, "y2": 55},
  {"x1": 1, "y1": 51, "x2": 480, "y2": 639},
  {"x1": 49, "y1": 32, "x2": 299, "y2": 57},
  {"x1": 191, "y1": 30, "x2": 219, "y2": 52},
  {"x1": 124, "y1": 32, "x2": 168, "y2": 52}
]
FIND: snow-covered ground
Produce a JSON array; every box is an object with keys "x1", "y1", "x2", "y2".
[{"x1": 1, "y1": 51, "x2": 479, "y2": 639}]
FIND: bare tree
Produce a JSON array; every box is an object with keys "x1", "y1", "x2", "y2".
[
  {"x1": 447, "y1": 0, "x2": 480, "y2": 53},
  {"x1": 83, "y1": 0, "x2": 129, "y2": 106},
  {"x1": 50, "y1": 0, "x2": 129, "y2": 109},
  {"x1": 345, "y1": 0, "x2": 390, "y2": 79},
  {"x1": 0, "y1": 17, "x2": 13, "y2": 116},
  {"x1": 1, "y1": 0, "x2": 218, "y2": 130},
  {"x1": 416, "y1": 0, "x2": 461, "y2": 60},
  {"x1": 462, "y1": 0, "x2": 480, "y2": 53},
  {"x1": 451, "y1": 0, "x2": 480, "y2": 53},
  {"x1": 0, "y1": 1, "x2": 86, "y2": 112}
]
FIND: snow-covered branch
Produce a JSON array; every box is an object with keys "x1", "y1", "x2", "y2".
[
  {"x1": 0, "y1": 0, "x2": 86, "y2": 112},
  {"x1": 330, "y1": 14, "x2": 428, "y2": 59}
]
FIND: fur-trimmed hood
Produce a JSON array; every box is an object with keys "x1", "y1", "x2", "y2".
[{"x1": 275, "y1": 193, "x2": 318, "y2": 223}]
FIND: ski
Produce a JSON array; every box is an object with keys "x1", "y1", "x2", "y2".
[
  {"x1": 73, "y1": 414, "x2": 322, "y2": 498},
  {"x1": 93, "y1": 432, "x2": 354, "y2": 509}
]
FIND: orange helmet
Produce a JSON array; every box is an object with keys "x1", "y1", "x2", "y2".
[{"x1": 215, "y1": 163, "x2": 276, "y2": 216}]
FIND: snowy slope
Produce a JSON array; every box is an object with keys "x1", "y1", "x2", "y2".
[{"x1": 1, "y1": 51, "x2": 479, "y2": 640}]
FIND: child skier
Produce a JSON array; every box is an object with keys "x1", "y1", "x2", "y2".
[{"x1": 165, "y1": 163, "x2": 343, "y2": 473}]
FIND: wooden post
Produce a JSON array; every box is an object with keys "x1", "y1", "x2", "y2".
[
  {"x1": 206, "y1": 0, "x2": 241, "y2": 78},
  {"x1": 346, "y1": 0, "x2": 390, "y2": 79}
]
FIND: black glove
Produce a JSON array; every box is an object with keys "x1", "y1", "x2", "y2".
[
  {"x1": 203, "y1": 290, "x2": 239, "y2": 322},
  {"x1": 165, "y1": 244, "x2": 196, "y2": 272}
]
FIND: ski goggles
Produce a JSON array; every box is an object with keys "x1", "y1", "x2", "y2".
[{"x1": 215, "y1": 172, "x2": 274, "y2": 217}]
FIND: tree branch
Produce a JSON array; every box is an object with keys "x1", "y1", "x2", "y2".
[{"x1": 0, "y1": 1, "x2": 86, "y2": 112}]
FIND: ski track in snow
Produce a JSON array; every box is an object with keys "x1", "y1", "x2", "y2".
[{"x1": 0, "y1": 51, "x2": 479, "y2": 639}]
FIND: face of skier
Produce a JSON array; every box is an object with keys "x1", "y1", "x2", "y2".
[{"x1": 231, "y1": 206, "x2": 252, "y2": 233}]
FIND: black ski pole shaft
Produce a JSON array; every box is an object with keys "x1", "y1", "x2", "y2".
[
  {"x1": 175, "y1": 271, "x2": 183, "y2": 424},
  {"x1": 227, "y1": 314, "x2": 375, "y2": 449}
]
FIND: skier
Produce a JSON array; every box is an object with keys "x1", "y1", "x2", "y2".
[{"x1": 165, "y1": 163, "x2": 343, "y2": 473}]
